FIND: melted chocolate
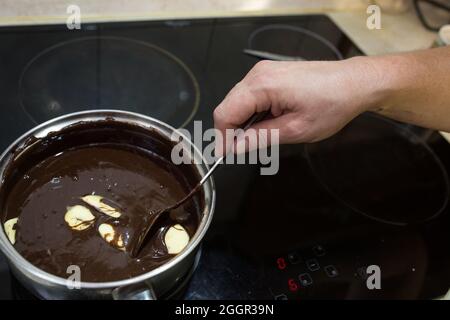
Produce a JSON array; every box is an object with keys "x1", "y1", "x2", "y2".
[{"x1": 0, "y1": 120, "x2": 203, "y2": 282}]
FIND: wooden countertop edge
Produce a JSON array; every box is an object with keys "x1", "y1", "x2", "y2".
[{"x1": 0, "y1": 7, "x2": 360, "y2": 27}]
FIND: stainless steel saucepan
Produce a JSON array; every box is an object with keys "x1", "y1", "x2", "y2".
[{"x1": 0, "y1": 110, "x2": 215, "y2": 300}]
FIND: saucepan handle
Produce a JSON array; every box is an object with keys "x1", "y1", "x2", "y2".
[{"x1": 112, "y1": 282, "x2": 157, "y2": 300}]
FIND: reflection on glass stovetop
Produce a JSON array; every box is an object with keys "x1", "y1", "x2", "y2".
[{"x1": 1, "y1": 14, "x2": 450, "y2": 300}]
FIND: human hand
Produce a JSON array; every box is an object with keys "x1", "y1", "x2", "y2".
[{"x1": 213, "y1": 57, "x2": 380, "y2": 155}]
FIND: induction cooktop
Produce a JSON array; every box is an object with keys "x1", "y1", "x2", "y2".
[{"x1": 1, "y1": 14, "x2": 449, "y2": 300}]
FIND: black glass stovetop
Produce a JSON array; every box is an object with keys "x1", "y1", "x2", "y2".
[{"x1": 1, "y1": 14, "x2": 450, "y2": 300}]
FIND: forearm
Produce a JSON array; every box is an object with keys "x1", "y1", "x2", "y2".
[{"x1": 358, "y1": 47, "x2": 450, "y2": 131}]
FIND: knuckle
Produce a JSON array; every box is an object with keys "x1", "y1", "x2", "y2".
[
  {"x1": 213, "y1": 107, "x2": 224, "y2": 122},
  {"x1": 247, "y1": 73, "x2": 272, "y2": 95},
  {"x1": 252, "y1": 73, "x2": 270, "y2": 87},
  {"x1": 227, "y1": 80, "x2": 247, "y2": 98},
  {"x1": 254, "y1": 60, "x2": 273, "y2": 71},
  {"x1": 285, "y1": 118, "x2": 306, "y2": 139},
  {"x1": 248, "y1": 61, "x2": 276, "y2": 89},
  {"x1": 232, "y1": 80, "x2": 245, "y2": 90}
]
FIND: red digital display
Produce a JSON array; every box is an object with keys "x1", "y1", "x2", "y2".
[
  {"x1": 276, "y1": 257, "x2": 286, "y2": 270},
  {"x1": 288, "y1": 278, "x2": 299, "y2": 292}
]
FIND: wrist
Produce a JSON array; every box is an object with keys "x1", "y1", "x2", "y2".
[{"x1": 344, "y1": 55, "x2": 395, "y2": 114}]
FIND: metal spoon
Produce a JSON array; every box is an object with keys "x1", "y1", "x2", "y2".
[{"x1": 130, "y1": 111, "x2": 269, "y2": 257}]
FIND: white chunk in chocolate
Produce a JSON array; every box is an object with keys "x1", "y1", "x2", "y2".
[
  {"x1": 98, "y1": 223, "x2": 125, "y2": 251},
  {"x1": 81, "y1": 195, "x2": 121, "y2": 218},
  {"x1": 164, "y1": 224, "x2": 190, "y2": 254},
  {"x1": 64, "y1": 205, "x2": 95, "y2": 231},
  {"x1": 4, "y1": 217, "x2": 18, "y2": 245}
]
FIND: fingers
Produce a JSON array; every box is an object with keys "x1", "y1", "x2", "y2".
[
  {"x1": 213, "y1": 61, "x2": 278, "y2": 156},
  {"x1": 213, "y1": 82, "x2": 270, "y2": 157},
  {"x1": 234, "y1": 114, "x2": 302, "y2": 154},
  {"x1": 212, "y1": 60, "x2": 305, "y2": 156}
]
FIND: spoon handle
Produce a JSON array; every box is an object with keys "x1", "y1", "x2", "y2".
[{"x1": 200, "y1": 110, "x2": 270, "y2": 184}]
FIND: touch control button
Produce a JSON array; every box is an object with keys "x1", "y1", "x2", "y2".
[
  {"x1": 298, "y1": 273, "x2": 313, "y2": 286},
  {"x1": 306, "y1": 259, "x2": 320, "y2": 271},
  {"x1": 324, "y1": 265, "x2": 339, "y2": 277},
  {"x1": 313, "y1": 245, "x2": 326, "y2": 257},
  {"x1": 288, "y1": 252, "x2": 301, "y2": 264}
]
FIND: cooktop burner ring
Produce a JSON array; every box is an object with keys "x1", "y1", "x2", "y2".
[
  {"x1": 248, "y1": 24, "x2": 344, "y2": 60},
  {"x1": 305, "y1": 113, "x2": 450, "y2": 226},
  {"x1": 18, "y1": 36, "x2": 200, "y2": 128}
]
